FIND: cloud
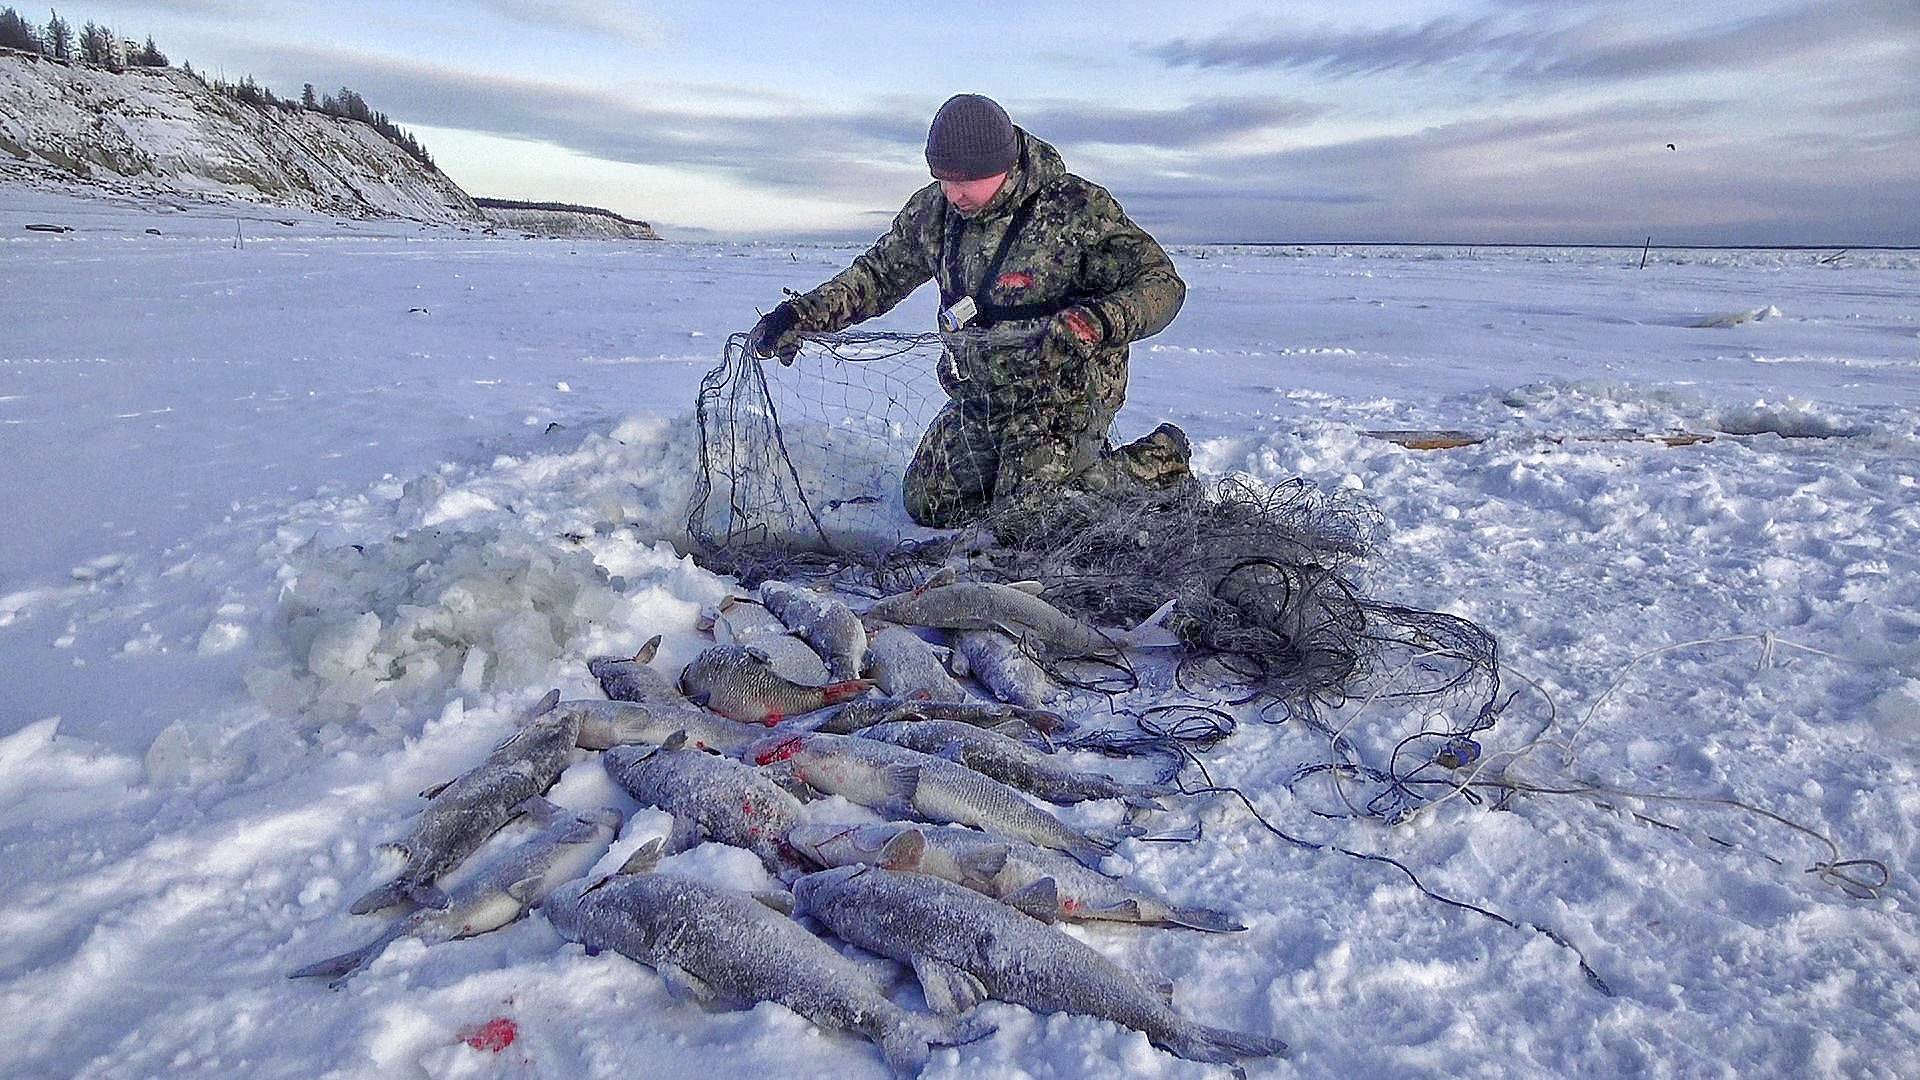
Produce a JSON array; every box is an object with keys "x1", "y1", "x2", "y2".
[
  {"x1": 1019, "y1": 96, "x2": 1329, "y2": 148},
  {"x1": 1146, "y1": 1, "x2": 1919, "y2": 86},
  {"x1": 470, "y1": 0, "x2": 664, "y2": 49}
]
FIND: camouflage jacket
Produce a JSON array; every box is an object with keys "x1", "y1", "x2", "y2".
[{"x1": 788, "y1": 131, "x2": 1185, "y2": 412}]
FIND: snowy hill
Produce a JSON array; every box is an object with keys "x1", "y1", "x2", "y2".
[
  {"x1": 0, "y1": 47, "x2": 481, "y2": 224},
  {"x1": 477, "y1": 197, "x2": 662, "y2": 240}
]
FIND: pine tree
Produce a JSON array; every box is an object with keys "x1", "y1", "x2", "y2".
[
  {"x1": 136, "y1": 34, "x2": 164, "y2": 66},
  {"x1": 301, "y1": 82, "x2": 317, "y2": 109},
  {"x1": 77, "y1": 19, "x2": 112, "y2": 64},
  {"x1": 0, "y1": 7, "x2": 42, "y2": 52},
  {"x1": 43, "y1": 8, "x2": 69, "y2": 58}
]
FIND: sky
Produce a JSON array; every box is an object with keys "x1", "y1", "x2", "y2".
[{"x1": 52, "y1": 1, "x2": 1920, "y2": 243}]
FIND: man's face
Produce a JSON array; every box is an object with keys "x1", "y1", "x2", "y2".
[{"x1": 939, "y1": 172, "x2": 1008, "y2": 215}]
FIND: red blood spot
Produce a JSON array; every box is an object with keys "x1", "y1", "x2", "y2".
[
  {"x1": 754, "y1": 736, "x2": 807, "y2": 766},
  {"x1": 760, "y1": 712, "x2": 782, "y2": 727},
  {"x1": 1062, "y1": 897, "x2": 1081, "y2": 913},
  {"x1": 465, "y1": 1017, "x2": 517, "y2": 1053},
  {"x1": 997, "y1": 271, "x2": 1034, "y2": 289}
]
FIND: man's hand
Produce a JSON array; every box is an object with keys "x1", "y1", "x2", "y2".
[
  {"x1": 1048, "y1": 306, "x2": 1102, "y2": 354},
  {"x1": 748, "y1": 301, "x2": 802, "y2": 365}
]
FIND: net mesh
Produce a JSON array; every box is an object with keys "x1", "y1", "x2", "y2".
[{"x1": 688, "y1": 330, "x2": 1505, "y2": 823}]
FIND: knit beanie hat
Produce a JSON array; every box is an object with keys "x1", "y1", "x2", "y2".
[{"x1": 926, "y1": 94, "x2": 1018, "y2": 181}]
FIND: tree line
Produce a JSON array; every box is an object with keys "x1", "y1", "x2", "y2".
[{"x1": 0, "y1": 7, "x2": 433, "y2": 168}]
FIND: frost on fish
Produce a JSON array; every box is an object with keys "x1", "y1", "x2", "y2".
[
  {"x1": 740, "y1": 731, "x2": 1128, "y2": 869},
  {"x1": 759, "y1": 581, "x2": 869, "y2": 680},
  {"x1": 793, "y1": 866, "x2": 1284, "y2": 1065},
  {"x1": 864, "y1": 626, "x2": 968, "y2": 702},
  {"x1": 859, "y1": 718, "x2": 1173, "y2": 808},
  {"x1": 603, "y1": 740, "x2": 812, "y2": 879},
  {"x1": 542, "y1": 842, "x2": 991, "y2": 1076},
  {"x1": 952, "y1": 630, "x2": 1060, "y2": 709},
  {"x1": 679, "y1": 644, "x2": 873, "y2": 724},
  {"x1": 788, "y1": 822, "x2": 1245, "y2": 933},
  {"x1": 587, "y1": 635, "x2": 686, "y2": 706},
  {"x1": 349, "y1": 690, "x2": 580, "y2": 915},
  {"x1": 292, "y1": 804, "x2": 621, "y2": 987},
  {"x1": 555, "y1": 697, "x2": 762, "y2": 755}
]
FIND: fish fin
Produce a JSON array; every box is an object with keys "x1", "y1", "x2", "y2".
[
  {"x1": 501, "y1": 873, "x2": 549, "y2": 905},
  {"x1": 347, "y1": 879, "x2": 418, "y2": 917},
  {"x1": 955, "y1": 844, "x2": 1010, "y2": 881},
  {"x1": 1064, "y1": 840, "x2": 1116, "y2": 872},
  {"x1": 660, "y1": 730, "x2": 690, "y2": 752},
  {"x1": 820, "y1": 679, "x2": 875, "y2": 705},
  {"x1": 880, "y1": 763, "x2": 923, "y2": 817},
  {"x1": 288, "y1": 923, "x2": 407, "y2": 987},
  {"x1": 633, "y1": 635, "x2": 662, "y2": 664},
  {"x1": 662, "y1": 815, "x2": 703, "y2": 856},
  {"x1": 947, "y1": 649, "x2": 971, "y2": 677},
  {"x1": 1120, "y1": 599, "x2": 1183, "y2": 649},
  {"x1": 1006, "y1": 580, "x2": 1046, "y2": 595},
  {"x1": 752, "y1": 890, "x2": 796, "y2": 916},
  {"x1": 1091, "y1": 898, "x2": 1144, "y2": 922},
  {"x1": 911, "y1": 954, "x2": 988, "y2": 1015},
  {"x1": 919, "y1": 567, "x2": 958, "y2": 592},
  {"x1": 417, "y1": 778, "x2": 454, "y2": 800},
  {"x1": 528, "y1": 688, "x2": 563, "y2": 718},
  {"x1": 877, "y1": 827, "x2": 927, "y2": 871},
  {"x1": 655, "y1": 961, "x2": 718, "y2": 1005},
  {"x1": 512, "y1": 795, "x2": 563, "y2": 825},
  {"x1": 744, "y1": 645, "x2": 776, "y2": 665},
  {"x1": 761, "y1": 762, "x2": 817, "y2": 803},
  {"x1": 1166, "y1": 905, "x2": 1249, "y2": 933},
  {"x1": 1161, "y1": 1022, "x2": 1290, "y2": 1064},
  {"x1": 1001, "y1": 877, "x2": 1062, "y2": 922},
  {"x1": 403, "y1": 882, "x2": 449, "y2": 910},
  {"x1": 1120, "y1": 788, "x2": 1169, "y2": 811},
  {"x1": 694, "y1": 607, "x2": 718, "y2": 632},
  {"x1": 618, "y1": 837, "x2": 666, "y2": 876},
  {"x1": 686, "y1": 691, "x2": 711, "y2": 709}
]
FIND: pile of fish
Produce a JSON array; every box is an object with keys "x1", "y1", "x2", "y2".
[{"x1": 289, "y1": 575, "x2": 1284, "y2": 1074}]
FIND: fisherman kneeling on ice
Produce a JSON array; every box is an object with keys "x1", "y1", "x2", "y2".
[{"x1": 748, "y1": 93, "x2": 1192, "y2": 527}]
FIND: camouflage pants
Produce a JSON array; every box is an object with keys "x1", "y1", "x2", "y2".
[{"x1": 903, "y1": 397, "x2": 1114, "y2": 528}]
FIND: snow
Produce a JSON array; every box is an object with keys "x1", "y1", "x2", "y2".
[{"x1": 2, "y1": 186, "x2": 1917, "y2": 1078}]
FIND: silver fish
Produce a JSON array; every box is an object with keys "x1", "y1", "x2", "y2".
[
  {"x1": 349, "y1": 690, "x2": 579, "y2": 915},
  {"x1": 679, "y1": 644, "x2": 873, "y2": 724},
  {"x1": 603, "y1": 738, "x2": 810, "y2": 879},
  {"x1": 952, "y1": 629, "x2": 1059, "y2": 709},
  {"x1": 803, "y1": 695, "x2": 1066, "y2": 744},
  {"x1": 859, "y1": 720, "x2": 1172, "y2": 809},
  {"x1": 864, "y1": 626, "x2": 968, "y2": 701},
  {"x1": 556, "y1": 698, "x2": 762, "y2": 755},
  {"x1": 788, "y1": 822, "x2": 1244, "y2": 933},
  {"x1": 588, "y1": 635, "x2": 685, "y2": 705},
  {"x1": 740, "y1": 730, "x2": 1128, "y2": 869},
  {"x1": 793, "y1": 865, "x2": 1285, "y2": 1065},
  {"x1": 868, "y1": 579, "x2": 1173, "y2": 659},
  {"x1": 293, "y1": 803, "x2": 621, "y2": 987},
  {"x1": 760, "y1": 581, "x2": 868, "y2": 680},
  {"x1": 705, "y1": 597, "x2": 833, "y2": 684},
  {"x1": 543, "y1": 841, "x2": 992, "y2": 1076}
]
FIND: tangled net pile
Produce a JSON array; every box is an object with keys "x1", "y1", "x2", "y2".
[{"x1": 689, "y1": 330, "x2": 1504, "y2": 823}]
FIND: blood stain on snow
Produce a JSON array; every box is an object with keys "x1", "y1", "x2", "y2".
[{"x1": 464, "y1": 1017, "x2": 518, "y2": 1052}]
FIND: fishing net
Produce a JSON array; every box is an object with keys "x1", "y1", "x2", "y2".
[{"x1": 687, "y1": 329, "x2": 1505, "y2": 823}]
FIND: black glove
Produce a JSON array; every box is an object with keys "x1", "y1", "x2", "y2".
[{"x1": 748, "y1": 301, "x2": 802, "y2": 364}]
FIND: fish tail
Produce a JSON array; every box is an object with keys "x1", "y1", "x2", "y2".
[
  {"x1": 819, "y1": 679, "x2": 876, "y2": 705},
  {"x1": 1162, "y1": 1020, "x2": 1289, "y2": 1064},
  {"x1": 1063, "y1": 838, "x2": 1116, "y2": 871},
  {"x1": 288, "y1": 924, "x2": 408, "y2": 988},
  {"x1": 1118, "y1": 781, "x2": 1178, "y2": 811},
  {"x1": 1164, "y1": 904, "x2": 1249, "y2": 933},
  {"x1": 880, "y1": 1011, "x2": 996, "y2": 1076}
]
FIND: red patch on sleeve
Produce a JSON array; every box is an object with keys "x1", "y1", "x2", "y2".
[
  {"x1": 464, "y1": 1017, "x2": 517, "y2": 1053},
  {"x1": 754, "y1": 736, "x2": 807, "y2": 766},
  {"x1": 996, "y1": 271, "x2": 1034, "y2": 289}
]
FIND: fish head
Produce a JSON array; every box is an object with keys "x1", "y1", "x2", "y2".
[
  {"x1": 744, "y1": 732, "x2": 813, "y2": 768},
  {"x1": 786, "y1": 822, "x2": 894, "y2": 866},
  {"x1": 789, "y1": 864, "x2": 866, "y2": 915}
]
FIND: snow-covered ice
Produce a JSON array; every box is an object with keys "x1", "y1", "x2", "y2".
[{"x1": 2, "y1": 188, "x2": 1916, "y2": 1078}]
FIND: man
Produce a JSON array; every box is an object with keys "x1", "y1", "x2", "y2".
[{"x1": 748, "y1": 93, "x2": 1189, "y2": 528}]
